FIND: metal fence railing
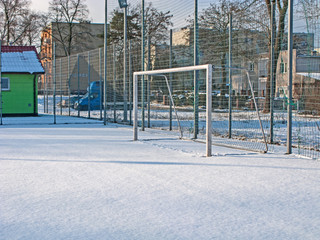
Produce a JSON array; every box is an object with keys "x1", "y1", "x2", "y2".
[{"x1": 36, "y1": 0, "x2": 320, "y2": 160}]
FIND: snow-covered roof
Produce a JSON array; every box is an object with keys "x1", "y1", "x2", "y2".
[
  {"x1": 297, "y1": 72, "x2": 320, "y2": 80},
  {"x1": 1, "y1": 46, "x2": 45, "y2": 74}
]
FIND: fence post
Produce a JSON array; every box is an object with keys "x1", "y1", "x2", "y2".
[
  {"x1": 53, "y1": 42, "x2": 56, "y2": 124},
  {"x1": 113, "y1": 44, "x2": 117, "y2": 122},
  {"x1": 228, "y1": 13, "x2": 233, "y2": 139},
  {"x1": 147, "y1": 35, "x2": 151, "y2": 128},
  {"x1": 77, "y1": 54, "x2": 80, "y2": 117},
  {"x1": 169, "y1": 29, "x2": 173, "y2": 131},
  {"x1": 123, "y1": 6, "x2": 128, "y2": 122},
  {"x1": 60, "y1": 59, "x2": 62, "y2": 115},
  {"x1": 129, "y1": 40, "x2": 133, "y2": 125},
  {"x1": 99, "y1": 48, "x2": 103, "y2": 120},
  {"x1": 0, "y1": 41, "x2": 2, "y2": 125},
  {"x1": 133, "y1": 74, "x2": 138, "y2": 140},
  {"x1": 88, "y1": 51, "x2": 91, "y2": 119},
  {"x1": 103, "y1": 0, "x2": 108, "y2": 125},
  {"x1": 287, "y1": 0, "x2": 294, "y2": 154},
  {"x1": 141, "y1": 0, "x2": 145, "y2": 131},
  {"x1": 194, "y1": 0, "x2": 199, "y2": 139},
  {"x1": 46, "y1": 62, "x2": 49, "y2": 113},
  {"x1": 44, "y1": 62, "x2": 47, "y2": 113},
  {"x1": 68, "y1": 55, "x2": 71, "y2": 116},
  {"x1": 270, "y1": 2, "x2": 276, "y2": 144}
]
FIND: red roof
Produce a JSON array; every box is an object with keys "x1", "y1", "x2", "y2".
[{"x1": 1, "y1": 46, "x2": 38, "y2": 53}]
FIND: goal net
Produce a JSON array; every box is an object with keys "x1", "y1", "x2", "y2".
[
  {"x1": 133, "y1": 64, "x2": 213, "y2": 157},
  {"x1": 132, "y1": 65, "x2": 269, "y2": 157}
]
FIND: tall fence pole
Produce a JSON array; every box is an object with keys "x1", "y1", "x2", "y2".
[
  {"x1": 45, "y1": 62, "x2": 49, "y2": 113},
  {"x1": 228, "y1": 13, "x2": 233, "y2": 139},
  {"x1": 113, "y1": 44, "x2": 117, "y2": 122},
  {"x1": 60, "y1": 59, "x2": 62, "y2": 115},
  {"x1": 194, "y1": 0, "x2": 199, "y2": 139},
  {"x1": 270, "y1": 2, "x2": 276, "y2": 143},
  {"x1": 169, "y1": 29, "x2": 173, "y2": 131},
  {"x1": 147, "y1": 35, "x2": 151, "y2": 128},
  {"x1": 103, "y1": 0, "x2": 108, "y2": 125},
  {"x1": 141, "y1": 0, "x2": 145, "y2": 131},
  {"x1": 68, "y1": 55, "x2": 71, "y2": 116},
  {"x1": 129, "y1": 40, "x2": 133, "y2": 125},
  {"x1": 0, "y1": 41, "x2": 2, "y2": 125},
  {"x1": 43, "y1": 63, "x2": 46, "y2": 113},
  {"x1": 77, "y1": 54, "x2": 80, "y2": 117},
  {"x1": 123, "y1": 5, "x2": 128, "y2": 122},
  {"x1": 99, "y1": 48, "x2": 103, "y2": 120},
  {"x1": 53, "y1": 42, "x2": 56, "y2": 124},
  {"x1": 287, "y1": 0, "x2": 294, "y2": 154},
  {"x1": 88, "y1": 51, "x2": 91, "y2": 118}
]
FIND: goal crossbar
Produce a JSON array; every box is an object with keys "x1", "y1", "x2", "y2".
[{"x1": 133, "y1": 64, "x2": 213, "y2": 157}]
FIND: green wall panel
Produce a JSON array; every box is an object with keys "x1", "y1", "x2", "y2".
[{"x1": 2, "y1": 74, "x2": 37, "y2": 114}]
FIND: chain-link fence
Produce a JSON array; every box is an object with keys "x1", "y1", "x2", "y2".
[{"x1": 37, "y1": 0, "x2": 320, "y2": 160}]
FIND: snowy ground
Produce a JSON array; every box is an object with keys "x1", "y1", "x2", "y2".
[
  {"x1": 38, "y1": 95, "x2": 320, "y2": 159},
  {"x1": 1, "y1": 115, "x2": 320, "y2": 239}
]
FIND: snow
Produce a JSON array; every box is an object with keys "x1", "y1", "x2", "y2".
[
  {"x1": 38, "y1": 95, "x2": 320, "y2": 158},
  {"x1": 1, "y1": 51, "x2": 44, "y2": 74},
  {"x1": 1, "y1": 115, "x2": 320, "y2": 239},
  {"x1": 297, "y1": 72, "x2": 320, "y2": 80}
]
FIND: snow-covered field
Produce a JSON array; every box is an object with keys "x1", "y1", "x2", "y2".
[
  {"x1": 1, "y1": 115, "x2": 320, "y2": 239},
  {"x1": 38, "y1": 95, "x2": 320, "y2": 159}
]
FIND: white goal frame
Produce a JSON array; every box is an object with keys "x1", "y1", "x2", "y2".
[{"x1": 133, "y1": 64, "x2": 213, "y2": 157}]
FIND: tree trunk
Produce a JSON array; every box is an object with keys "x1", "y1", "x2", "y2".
[{"x1": 263, "y1": 0, "x2": 288, "y2": 113}]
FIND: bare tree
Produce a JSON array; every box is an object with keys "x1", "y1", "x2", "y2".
[
  {"x1": 263, "y1": 0, "x2": 288, "y2": 112},
  {"x1": 195, "y1": 0, "x2": 247, "y2": 106},
  {"x1": 46, "y1": 0, "x2": 90, "y2": 56},
  {"x1": 297, "y1": 0, "x2": 320, "y2": 34},
  {"x1": 0, "y1": 0, "x2": 33, "y2": 45},
  {"x1": 108, "y1": 3, "x2": 173, "y2": 46},
  {"x1": 21, "y1": 11, "x2": 45, "y2": 46},
  {"x1": 144, "y1": 3, "x2": 173, "y2": 45}
]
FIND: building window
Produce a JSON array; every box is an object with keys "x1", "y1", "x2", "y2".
[
  {"x1": 280, "y1": 62, "x2": 287, "y2": 73},
  {"x1": 248, "y1": 62, "x2": 254, "y2": 72},
  {"x1": 1, "y1": 78, "x2": 10, "y2": 91}
]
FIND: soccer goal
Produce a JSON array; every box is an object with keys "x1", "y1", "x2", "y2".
[{"x1": 133, "y1": 64, "x2": 213, "y2": 157}]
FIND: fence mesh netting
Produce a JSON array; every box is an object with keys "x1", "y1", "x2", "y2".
[{"x1": 35, "y1": 0, "x2": 320, "y2": 159}]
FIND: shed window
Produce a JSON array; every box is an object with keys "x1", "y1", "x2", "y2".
[{"x1": 1, "y1": 78, "x2": 10, "y2": 91}]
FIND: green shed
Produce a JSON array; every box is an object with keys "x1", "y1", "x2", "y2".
[{"x1": 0, "y1": 46, "x2": 45, "y2": 116}]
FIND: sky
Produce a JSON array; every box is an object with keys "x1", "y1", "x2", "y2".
[
  {"x1": 29, "y1": 0, "x2": 311, "y2": 37},
  {"x1": 30, "y1": 0, "x2": 105, "y2": 23},
  {"x1": 29, "y1": 0, "x2": 212, "y2": 28}
]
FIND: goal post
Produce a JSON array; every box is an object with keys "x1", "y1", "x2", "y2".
[{"x1": 133, "y1": 64, "x2": 213, "y2": 157}]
